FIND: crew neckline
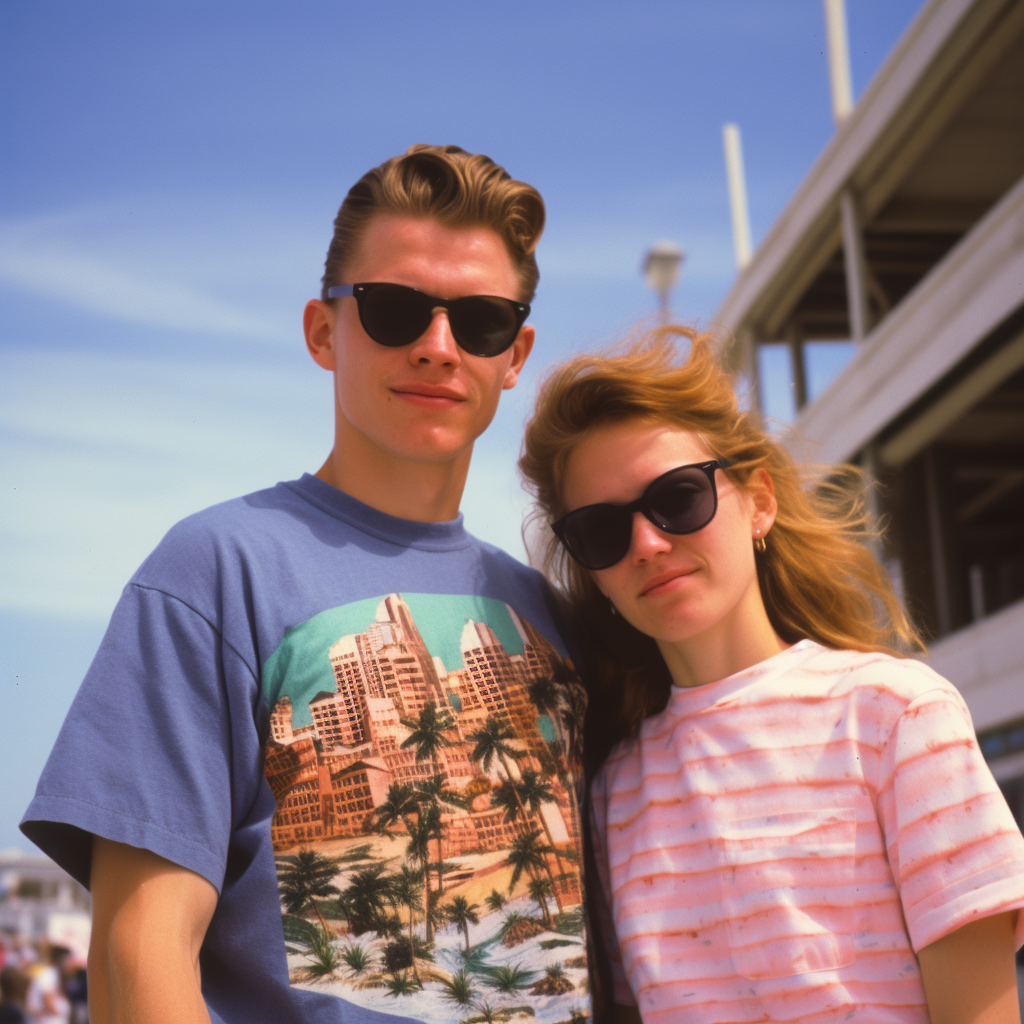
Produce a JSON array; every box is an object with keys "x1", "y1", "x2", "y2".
[
  {"x1": 666, "y1": 638, "x2": 822, "y2": 713},
  {"x1": 283, "y1": 474, "x2": 473, "y2": 552}
]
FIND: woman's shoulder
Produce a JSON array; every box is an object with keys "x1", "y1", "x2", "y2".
[{"x1": 797, "y1": 641, "x2": 963, "y2": 708}]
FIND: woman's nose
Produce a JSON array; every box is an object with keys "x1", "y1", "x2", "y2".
[{"x1": 628, "y1": 511, "x2": 673, "y2": 564}]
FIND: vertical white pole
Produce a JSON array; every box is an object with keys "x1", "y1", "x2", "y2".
[
  {"x1": 722, "y1": 123, "x2": 753, "y2": 270},
  {"x1": 823, "y1": 0, "x2": 854, "y2": 123}
]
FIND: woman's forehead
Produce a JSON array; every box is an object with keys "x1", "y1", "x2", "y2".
[{"x1": 562, "y1": 421, "x2": 712, "y2": 506}]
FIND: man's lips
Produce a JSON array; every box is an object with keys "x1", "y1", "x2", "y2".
[
  {"x1": 639, "y1": 567, "x2": 699, "y2": 597},
  {"x1": 390, "y1": 384, "x2": 467, "y2": 406}
]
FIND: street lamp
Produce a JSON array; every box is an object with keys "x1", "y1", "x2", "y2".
[{"x1": 643, "y1": 240, "x2": 685, "y2": 323}]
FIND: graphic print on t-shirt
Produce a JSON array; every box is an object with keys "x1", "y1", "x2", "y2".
[{"x1": 262, "y1": 593, "x2": 589, "y2": 1024}]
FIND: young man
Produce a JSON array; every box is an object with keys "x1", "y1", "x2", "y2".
[{"x1": 22, "y1": 145, "x2": 592, "y2": 1024}]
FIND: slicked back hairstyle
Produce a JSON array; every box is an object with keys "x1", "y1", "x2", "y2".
[
  {"x1": 321, "y1": 144, "x2": 545, "y2": 303},
  {"x1": 519, "y1": 326, "x2": 923, "y2": 764}
]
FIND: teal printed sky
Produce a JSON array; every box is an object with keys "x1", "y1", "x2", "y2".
[{"x1": 262, "y1": 593, "x2": 525, "y2": 728}]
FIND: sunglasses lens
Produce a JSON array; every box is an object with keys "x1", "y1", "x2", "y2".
[
  {"x1": 562, "y1": 505, "x2": 633, "y2": 571},
  {"x1": 648, "y1": 467, "x2": 716, "y2": 533},
  {"x1": 359, "y1": 284, "x2": 433, "y2": 346},
  {"x1": 448, "y1": 296, "x2": 521, "y2": 356}
]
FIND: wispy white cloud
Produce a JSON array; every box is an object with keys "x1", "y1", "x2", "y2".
[
  {"x1": 0, "y1": 199, "x2": 321, "y2": 344},
  {"x1": 0, "y1": 346, "x2": 332, "y2": 617},
  {"x1": 0, "y1": 345, "x2": 534, "y2": 619}
]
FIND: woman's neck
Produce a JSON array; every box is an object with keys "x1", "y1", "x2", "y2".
[{"x1": 656, "y1": 577, "x2": 790, "y2": 689}]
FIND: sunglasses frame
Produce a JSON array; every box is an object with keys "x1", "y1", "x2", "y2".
[
  {"x1": 552, "y1": 459, "x2": 735, "y2": 570},
  {"x1": 327, "y1": 282, "x2": 531, "y2": 357}
]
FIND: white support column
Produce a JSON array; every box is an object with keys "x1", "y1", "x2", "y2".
[
  {"x1": 823, "y1": 0, "x2": 854, "y2": 123},
  {"x1": 722, "y1": 123, "x2": 753, "y2": 270},
  {"x1": 840, "y1": 189, "x2": 871, "y2": 342}
]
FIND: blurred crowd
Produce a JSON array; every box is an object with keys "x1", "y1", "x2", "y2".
[{"x1": 0, "y1": 940, "x2": 86, "y2": 1024}]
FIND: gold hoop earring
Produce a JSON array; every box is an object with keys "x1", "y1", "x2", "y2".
[{"x1": 754, "y1": 534, "x2": 767, "y2": 554}]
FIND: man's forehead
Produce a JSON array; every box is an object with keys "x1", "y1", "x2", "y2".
[{"x1": 345, "y1": 214, "x2": 519, "y2": 298}]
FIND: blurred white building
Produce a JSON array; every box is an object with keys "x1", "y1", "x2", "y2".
[
  {"x1": 715, "y1": 0, "x2": 1024, "y2": 821},
  {"x1": 0, "y1": 848, "x2": 91, "y2": 957}
]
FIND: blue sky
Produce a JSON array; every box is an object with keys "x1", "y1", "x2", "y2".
[{"x1": 1, "y1": 0, "x2": 924, "y2": 850}]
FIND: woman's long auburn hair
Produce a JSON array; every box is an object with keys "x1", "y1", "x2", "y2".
[{"x1": 519, "y1": 327, "x2": 922, "y2": 766}]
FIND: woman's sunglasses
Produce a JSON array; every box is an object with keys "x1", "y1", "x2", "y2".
[
  {"x1": 552, "y1": 459, "x2": 734, "y2": 570},
  {"x1": 327, "y1": 282, "x2": 530, "y2": 358}
]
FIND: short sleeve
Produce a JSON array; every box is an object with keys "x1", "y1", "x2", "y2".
[
  {"x1": 877, "y1": 686, "x2": 1024, "y2": 951},
  {"x1": 589, "y1": 776, "x2": 636, "y2": 1006},
  {"x1": 20, "y1": 583, "x2": 250, "y2": 893}
]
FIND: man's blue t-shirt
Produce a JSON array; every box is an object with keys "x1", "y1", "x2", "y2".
[{"x1": 22, "y1": 475, "x2": 591, "y2": 1024}]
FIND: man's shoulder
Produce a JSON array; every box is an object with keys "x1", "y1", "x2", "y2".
[
  {"x1": 464, "y1": 531, "x2": 558, "y2": 601},
  {"x1": 129, "y1": 478, "x2": 325, "y2": 591}
]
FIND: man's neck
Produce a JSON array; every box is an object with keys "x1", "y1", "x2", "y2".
[{"x1": 314, "y1": 434, "x2": 472, "y2": 524}]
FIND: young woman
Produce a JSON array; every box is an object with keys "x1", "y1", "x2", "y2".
[{"x1": 520, "y1": 328, "x2": 1024, "y2": 1024}]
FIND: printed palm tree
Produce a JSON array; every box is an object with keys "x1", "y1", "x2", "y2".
[
  {"x1": 416, "y1": 772, "x2": 469, "y2": 901},
  {"x1": 401, "y1": 701, "x2": 455, "y2": 773},
  {"x1": 276, "y1": 850, "x2": 340, "y2": 935},
  {"x1": 440, "y1": 967, "x2": 475, "y2": 1006},
  {"x1": 516, "y1": 768, "x2": 577, "y2": 912},
  {"x1": 388, "y1": 865, "x2": 424, "y2": 983},
  {"x1": 489, "y1": 777, "x2": 524, "y2": 825},
  {"x1": 530, "y1": 656, "x2": 586, "y2": 853},
  {"x1": 303, "y1": 926, "x2": 342, "y2": 979},
  {"x1": 505, "y1": 828, "x2": 557, "y2": 923},
  {"x1": 485, "y1": 963, "x2": 536, "y2": 994},
  {"x1": 444, "y1": 894, "x2": 480, "y2": 953},
  {"x1": 558, "y1": 677, "x2": 587, "y2": 776},
  {"x1": 367, "y1": 781, "x2": 434, "y2": 939},
  {"x1": 490, "y1": 773, "x2": 569, "y2": 914},
  {"x1": 339, "y1": 863, "x2": 397, "y2": 936},
  {"x1": 472, "y1": 715, "x2": 568, "y2": 911},
  {"x1": 405, "y1": 814, "x2": 437, "y2": 942},
  {"x1": 527, "y1": 876, "x2": 556, "y2": 930},
  {"x1": 470, "y1": 1000, "x2": 501, "y2": 1023},
  {"x1": 402, "y1": 702, "x2": 461, "y2": 902},
  {"x1": 468, "y1": 715, "x2": 531, "y2": 828},
  {"x1": 527, "y1": 655, "x2": 580, "y2": 759},
  {"x1": 469, "y1": 715, "x2": 524, "y2": 777},
  {"x1": 368, "y1": 782, "x2": 421, "y2": 835},
  {"x1": 484, "y1": 888, "x2": 507, "y2": 914}
]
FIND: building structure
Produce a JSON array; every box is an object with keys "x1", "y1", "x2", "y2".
[
  {"x1": 714, "y1": 0, "x2": 1024, "y2": 823},
  {"x1": 0, "y1": 848, "x2": 91, "y2": 955}
]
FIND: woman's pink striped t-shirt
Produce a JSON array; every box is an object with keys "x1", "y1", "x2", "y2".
[{"x1": 590, "y1": 640, "x2": 1024, "y2": 1023}]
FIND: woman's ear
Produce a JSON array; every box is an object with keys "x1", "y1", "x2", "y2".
[{"x1": 749, "y1": 467, "x2": 778, "y2": 538}]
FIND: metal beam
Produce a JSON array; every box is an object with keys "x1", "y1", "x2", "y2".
[{"x1": 840, "y1": 189, "x2": 872, "y2": 342}]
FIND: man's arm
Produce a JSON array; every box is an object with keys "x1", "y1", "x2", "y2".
[
  {"x1": 89, "y1": 835, "x2": 218, "y2": 1024},
  {"x1": 918, "y1": 911, "x2": 1020, "y2": 1024}
]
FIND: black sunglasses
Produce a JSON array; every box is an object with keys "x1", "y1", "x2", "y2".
[
  {"x1": 552, "y1": 460, "x2": 734, "y2": 570},
  {"x1": 327, "y1": 282, "x2": 530, "y2": 358}
]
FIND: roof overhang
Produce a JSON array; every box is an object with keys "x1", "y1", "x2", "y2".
[{"x1": 714, "y1": 0, "x2": 1024, "y2": 354}]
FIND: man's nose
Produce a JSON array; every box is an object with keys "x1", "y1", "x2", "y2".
[
  {"x1": 407, "y1": 307, "x2": 461, "y2": 367},
  {"x1": 628, "y1": 512, "x2": 673, "y2": 564}
]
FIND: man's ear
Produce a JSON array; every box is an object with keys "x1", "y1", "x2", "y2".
[
  {"x1": 749, "y1": 467, "x2": 778, "y2": 538},
  {"x1": 502, "y1": 324, "x2": 535, "y2": 390},
  {"x1": 304, "y1": 299, "x2": 336, "y2": 371}
]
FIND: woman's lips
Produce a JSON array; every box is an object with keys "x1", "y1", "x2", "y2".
[{"x1": 639, "y1": 568, "x2": 698, "y2": 597}]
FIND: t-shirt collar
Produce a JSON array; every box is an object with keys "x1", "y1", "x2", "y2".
[
  {"x1": 667, "y1": 638, "x2": 822, "y2": 713},
  {"x1": 283, "y1": 473, "x2": 472, "y2": 552}
]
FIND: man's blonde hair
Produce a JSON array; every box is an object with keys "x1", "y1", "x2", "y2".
[{"x1": 321, "y1": 144, "x2": 545, "y2": 303}]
